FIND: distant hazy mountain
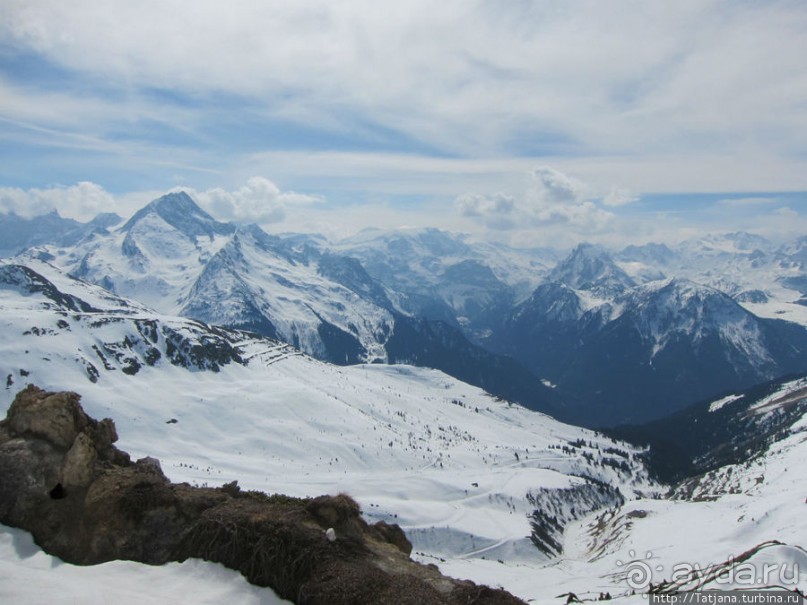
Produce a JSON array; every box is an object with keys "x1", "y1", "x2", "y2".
[
  {"x1": 334, "y1": 227, "x2": 554, "y2": 336},
  {"x1": 6, "y1": 194, "x2": 807, "y2": 427},
  {"x1": 0, "y1": 210, "x2": 122, "y2": 256},
  {"x1": 546, "y1": 243, "x2": 635, "y2": 298}
]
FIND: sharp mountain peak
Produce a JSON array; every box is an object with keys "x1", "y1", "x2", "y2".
[{"x1": 122, "y1": 191, "x2": 235, "y2": 240}]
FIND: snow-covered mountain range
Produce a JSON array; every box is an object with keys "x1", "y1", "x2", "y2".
[
  {"x1": 1, "y1": 254, "x2": 804, "y2": 603},
  {"x1": 12, "y1": 194, "x2": 562, "y2": 418},
  {"x1": 3, "y1": 192, "x2": 807, "y2": 428},
  {"x1": 493, "y1": 245, "x2": 807, "y2": 425},
  {"x1": 0, "y1": 256, "x2": 654, "y2": 597}
]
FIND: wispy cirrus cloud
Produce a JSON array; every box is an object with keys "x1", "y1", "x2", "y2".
[
  {"x1": 718, "y1": 197, "x2": 779, "y2": 207},
  {"x1": 1, "y1": 1, "x2": 806, "y2": 190},
  {"x1": 1, "y1": 1, "x2": 806, "y2": 245},
  {"x1": 603, "y1": 187, "x2": 639, "y2": 207}
]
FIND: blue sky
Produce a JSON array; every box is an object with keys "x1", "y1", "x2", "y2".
[{"x1": 1, "y1": 0, "x2": 806, "y2": 246}]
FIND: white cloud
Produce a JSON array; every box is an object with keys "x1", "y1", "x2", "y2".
[
  {"x1": 603, "y1": 187, "x2": 639, "y2": 207},
  {"x1": 188, "y1": 177, "x2": 324, "y2": 225},
  {"x1": 455, "y1": 193, "x2": 515, "y2": 219},
  {"x1": 0, "y1": 178, "x2": 324, "y2": 227},
  {"x1": 455, "y1": 194, "x2": 517, "y2": 231},
  {"x1": 530, "y1": 200, "x2": 615, "y2": 232},
  {"x1": 774, "y1": 206, "x2": 799, "y2": 219},
  {"x1": 526, "y1": 166, "x2": 588, "y2": 207},
  {"x1": 1, "y1": 1, "x2": 807, "y2": 245},
  {"x1": 456, "y1": 165, "x2": 616, "y2": 241},
  {"x1": 734, "y1": 206, "x2": 807, "y2": 243},
  {"x1": 0, "y1": 182, "x2": 116, "y2": 221}
]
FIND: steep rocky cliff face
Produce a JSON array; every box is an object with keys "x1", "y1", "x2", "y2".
[{"x1": 0, "y1": 385, "x2": 524, "y2": 605}]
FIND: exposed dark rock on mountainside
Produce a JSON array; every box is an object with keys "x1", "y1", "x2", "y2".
[
  {"x1": 498, "y1": 275, "x2": 807, "y2": 426},
  {"x1": 0, "y1": 385, "x2": 525, "y2": 605}
]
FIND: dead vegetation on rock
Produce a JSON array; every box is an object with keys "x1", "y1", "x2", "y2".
[{"x1": 0, "y1": 384, "x2": 525, "y2": 604}]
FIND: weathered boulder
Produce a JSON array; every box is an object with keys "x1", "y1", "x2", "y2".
[
  {"x1": 6, "y1": 387, "x2": 89, "y2": 449},
  {"x1": 0, "y1": 385, "x2": 525, "y2": 604}
]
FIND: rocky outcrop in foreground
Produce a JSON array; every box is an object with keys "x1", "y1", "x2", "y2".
[{"x1": 0, "y1": 385, "x2": 524, "y2": 604}]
